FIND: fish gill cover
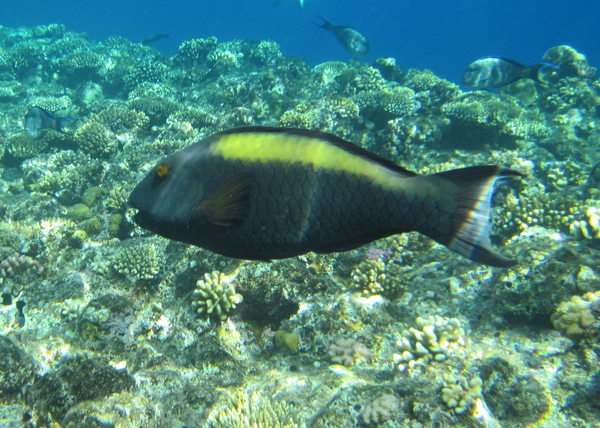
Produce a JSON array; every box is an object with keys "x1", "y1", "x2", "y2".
[{"x1": 0, "y1": 24, "x2": 599, "y2": 426}]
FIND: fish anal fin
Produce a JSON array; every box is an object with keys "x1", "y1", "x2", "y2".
[{"x1": 195, "y1": 172, "x2": 254, "y2": 227}]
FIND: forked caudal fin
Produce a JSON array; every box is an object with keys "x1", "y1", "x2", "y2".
[{"x1": 428, "y1": 166, "x2": 521, "y2": 268}]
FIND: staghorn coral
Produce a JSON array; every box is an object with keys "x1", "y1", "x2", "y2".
[
  {"x1": 112, "y1": 240, "x2": 164, "y2": 283},
  {"x1": 192, "y1": 271, "x2": 243, "y2": 321},
  {"x1": 327, "y1": 337, "x2": 373, "y2": 366},
  {"x1": 205, "y1": 389, "x2": 303, "y2": 428},
  {"x1": 249, "y1": 40, "x2": 282, "y2": 65},
  {"x1": 279, "y1": 97, "x2": 360, "y2": 137},
  {"x1": 441, "y1": 374, "x2": 483, "y2": 415},
  {"x1": 551, "y1": 291, "x2": 600, "y2": 339},
  {"x1": 393, "y1": 315, "x2": 466, "y2": 371}
]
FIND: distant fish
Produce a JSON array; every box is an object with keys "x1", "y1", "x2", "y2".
[
  {"x1": 462, "y1": 57, "x2": 560, "y2": 89},
  {"x1": 128, "y1": 126, "x2": 520, "y2": 268},
  {"x1": 141, "y1": 33, "x2": 170, "y2": 46},
  {"x1": 272, "y1": 0, "x2": 304, "y2": 8},
  {"x1": 314, "y1": 17, "x2": 369, "y2": 58},
  {"x1": 24, "y1": 106, "x2": 71, "y2": 140}
]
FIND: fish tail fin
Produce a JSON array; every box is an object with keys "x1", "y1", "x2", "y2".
[
  {"x1": 423, "y1": 166, "x2": 521, "y2": 268},
  {"x1": 312, "y1": 16, "x2": 333, "y2": 31},
  {"x1": 54, "y1": 116, "x2": 72, "y2": 133}
]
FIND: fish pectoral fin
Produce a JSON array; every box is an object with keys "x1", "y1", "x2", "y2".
[{"x1": 194, "y1": 171, "x2": 254, "y2": 227}]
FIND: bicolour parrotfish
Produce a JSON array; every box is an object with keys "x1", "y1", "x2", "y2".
[
  {"x1": 24, "y1": 106, "x2": 72, "y2": 140},
  {"x1": 314, "y1": 17, "x2": 369, "y2": 58},
  {"x1": 128, "y1": 126, "x2": 520, "y2": 267},
  {"x1": 462, "y1": 57, "x2": 561, "y2": 89}
]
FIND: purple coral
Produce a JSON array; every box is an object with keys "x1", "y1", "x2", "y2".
[
  {"x1": 328, "y1": 338, "x2": 373, "y2": 366},
  {"x1": 0, "y1": 253, "x2": 43, "y2": 280},
  {"x1": 361, "y1": 394, "x2": 400, "y2": 425}
]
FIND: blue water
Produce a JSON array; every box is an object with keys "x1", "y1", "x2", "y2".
[{"x1": 2, "y1": 0, "x2": 599, "y2": 84}]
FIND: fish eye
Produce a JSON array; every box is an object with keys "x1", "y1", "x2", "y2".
[{"x1": 156, "y1": 163, "x2": 169, "y2": 178}]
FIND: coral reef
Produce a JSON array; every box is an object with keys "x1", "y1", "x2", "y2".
[
  {"x1": 112, "y1": 240, "x2": 164, "y2": 283},
  {"x1": 1, "y1": 24, "x2": 600, "y2": 427},
  {"x1": 551, "y1": 291, "x2": 600, "y2": 339},
  {"x1": 361, "y1": 394, "x2": 400, "y2": 425},
  {"x1": 441, "y1": 374, "x2": 483, "y2": 414},
  {"x1": 192, "y1": 271, "x2": 243, "y2": 320},
  {"x1": 328, "y1": 337, "x2": 373, "y2": 366},
  {"x1": 393, "y1": 316, "x2": 466, "y2": 371}
]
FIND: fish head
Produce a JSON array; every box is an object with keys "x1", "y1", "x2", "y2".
[
  {"x1": 128, "y1": 145, "x2": 209, "y2": 237},
  {"x1": 462, "y1": 60, "x2": 487, "y2": 87}
]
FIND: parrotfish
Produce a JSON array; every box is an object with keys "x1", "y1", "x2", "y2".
[
  {"x1": 24, "y1": 106, "x2": 71, "y2": 140},
  {"x1": 314, "y1": 17, "x2": 369, "y2": 58},
  {"x1": 462, "y1": 57, "x2": 560, "y2": 89},
  {"x1": 141, "y1": 33, "x2": 170, "y2": 46},
  {"x1": 128, "y1": 127, "x2": 519, "y2": 267}
]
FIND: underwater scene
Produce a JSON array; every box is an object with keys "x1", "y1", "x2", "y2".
[{"x1": 0, "y1": 16, "x2": 599, "y2": 428}]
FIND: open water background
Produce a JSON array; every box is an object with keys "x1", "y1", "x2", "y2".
[{"x1": 2, "y1": 0, "x2": 599, "y2": 87}]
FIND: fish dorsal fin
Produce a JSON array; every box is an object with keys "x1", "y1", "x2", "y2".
[
  {"x1": 194, "y1": 171, "x2": 254, "y2": 227},
  {"x1": 482, "y1": 57, "x2": 528, "y2": 70},
  {"x1": 215, "y1": 126, "x2": 417, "y2": 177}
]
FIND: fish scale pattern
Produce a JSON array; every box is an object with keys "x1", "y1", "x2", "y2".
[{"x1": 186, "y1": 149, "x2": 457, "y2": 260}]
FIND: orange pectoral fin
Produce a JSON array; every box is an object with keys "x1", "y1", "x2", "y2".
[{"x1": 194, "y1": 171, "x2": 254, "y2": 227}]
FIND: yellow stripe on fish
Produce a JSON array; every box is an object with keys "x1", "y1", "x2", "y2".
[{"x1": 211, "y1": 131, "x2": 402, "y2": 190}]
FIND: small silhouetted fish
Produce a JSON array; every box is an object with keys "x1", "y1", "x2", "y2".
[
  {"x1": 128, "y1": 126, "x2": 520, "y2": 267},
  {"x1": 141, "y1": 33, "x2": 170, "y2": 46},
  {"x1": 314, "y1": 17, "x2": 369, "y2": 57},
  {"x1": 462, "y1": 57, "x2": 560, "y2": 89},
  {"x1": 24, "y1": 106, "x2": 71, "y2": 140}
]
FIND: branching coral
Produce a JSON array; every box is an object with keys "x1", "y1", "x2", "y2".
[
  {"x1": 551, "y1": 291, "x2": 600, "y2": 339},
  {"x1": 361, "y1": 394, "x2": 400, "y2": 425},
  {"x1": 112, "y1": 240, "x2": 164, "y2": 283},
  {"x1": 328, "y1": 338, "x2": 373, "y2": 366},
  {"x1": 205, "y1": 389, "x2": 303, "y2": 428},
  {"x1": 192, "y1": 271, "x2": 243, "y2": 321},
  {"x1": 393, "y1": 315, "x2": 466, "y2": 371},
  {"x1": 441, "y1": 374, "x2": 483, "y2": 414}
]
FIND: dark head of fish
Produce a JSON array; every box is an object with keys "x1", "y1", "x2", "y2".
[{"x1": 128, "y1": 142, "x2": 211, "y2": 240}]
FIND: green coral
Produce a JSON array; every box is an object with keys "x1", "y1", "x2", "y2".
[
  {"x1": 191, "y1": 271, "x2": 243, "y2": 321},
  {"x1": 107, "y1": 213, "x2": 123, "y2": 237},
  {"x1": 81, "y1": 186, "x2": 105, "y2": 207},
  {"x1": 127, "y1": 94, "x2": 181, "y2": 126},
  {"x1": 67, "y1": 203, "x2": 92, "y2": 221}
]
